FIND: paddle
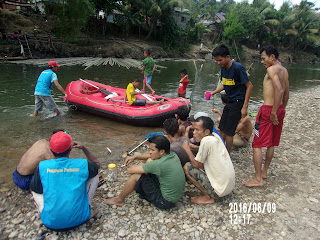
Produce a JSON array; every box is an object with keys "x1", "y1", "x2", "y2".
[
  {"x1": 79, "y1": 78, "x2": 112, "y2": 96},
  {"x1": 121, "y1": 132, "x2": 165, "y2": 158}
]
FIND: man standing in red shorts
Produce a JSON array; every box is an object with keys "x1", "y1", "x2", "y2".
[{"x1": 243, "y1": 45, "x2": 289, "y2": 187}]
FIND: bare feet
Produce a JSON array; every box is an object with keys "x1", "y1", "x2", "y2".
[
  {"x1": 242, "y1": 179, "x2": 264, "y2": 187},
  {"x1": 104, "y1": 197, "x2": 124, "y2": 206},
  {"x1": 159, "y1": 99, "x2": 164, "y2": 104},
  {"x1": 261, "y1": 168, "x2": 268, "y2": 179},
  {"x1": 191, "y1": 195, "x2": 215, "y2": 204},
  {"x1": 151, "y1": 90, "x2": 155, "y2": 95}
]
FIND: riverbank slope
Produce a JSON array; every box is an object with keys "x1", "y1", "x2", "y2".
[
  {"x1": 0, "y1": 86, "x2": 319, "y2": 239},
  {"x1": 1, "y1": 10, "x2": 319, "y2": 63}
]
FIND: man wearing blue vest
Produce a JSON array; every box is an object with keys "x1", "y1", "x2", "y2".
[
  {"x1": 30, "y1": 131, "x2": 100, "y2": 231},
  {"x1": 33, "y1": 61, "x2": 67, "y2": 116}
]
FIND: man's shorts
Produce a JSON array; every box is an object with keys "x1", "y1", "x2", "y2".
[
  {"x1": 186, "y1": 163, "x2": 219, "y2": 199},
  {"x1": 219, "y1": 100, "x2": 244, "y2": 136},
  {"x1": 35, "y1": 95, "x2": 58, "y2": 112},
  {"x1": 135, "y1": 174, "x2": 175, "y2": 210},
  {"x1": 13, "y1": 169, "x2": 33, "y2": 190},
  {"x1": 132, "y1": 99, "x2": 147, "y2": 106},
  {"x1": 252, "y1": 104, "x2": 285, "y2": 148},
  {"x1": 144, "y1": 75, "x2": 152, "y2": 85}
]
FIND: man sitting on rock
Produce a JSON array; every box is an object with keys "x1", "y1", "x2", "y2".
[
  {"x1": 104, "y1": 136, "x2": 185, "y2": 210},
  {"x1": 30, "y1": 131, "x2": 100, "y2": 230},
  {"x1": 13, "y1": 129, "x2": 66, "y2": 190},
  {"x1": 175, "y1": 105, "x2": 192, "y2": 137},
  {"x1": 125, "y1": 118, "x2": 191, "y2": 167},
  {"x1": 182, "y1": 116, "x2": 235, "y2": 204}
]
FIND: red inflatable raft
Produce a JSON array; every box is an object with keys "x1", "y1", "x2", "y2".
[{"x1": 66, "y1": 80, "x2": 191, "y2": 127}]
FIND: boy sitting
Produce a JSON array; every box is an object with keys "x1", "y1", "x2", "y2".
[{"x1": 125, "y1": 78, "x2": 163, "y2": 106}]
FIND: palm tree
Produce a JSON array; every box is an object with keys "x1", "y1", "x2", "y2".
[
  {"x1": 280, "y1": 1, "x2": 320, "y2": 50},
  {"x1": 130, "y1": 0, "x2": 182, "y2": 40}
]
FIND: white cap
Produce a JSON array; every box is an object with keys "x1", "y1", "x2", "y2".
[{"x1": 194, "y1": 112, "x2": 208, "y2": 120}]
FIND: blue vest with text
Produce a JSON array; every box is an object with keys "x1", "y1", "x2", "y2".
[
  {"x1": 34, "y1": 69, "x2": 56, "y2": 96},
  {"x1": 38, "y1": 157, "x2": 90, "y2": 230}
]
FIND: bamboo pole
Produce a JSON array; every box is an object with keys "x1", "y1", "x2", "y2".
[{"x1": 24, "y1": 35, "x2": 33, "y2": 59}]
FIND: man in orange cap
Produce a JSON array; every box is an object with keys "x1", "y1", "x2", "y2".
[
  {"x1": 33, "y1": 60, "x2": 67, "y2": 116},
  {"x1": 30, "y1": 131, "x2": 101, "y2": 230}
]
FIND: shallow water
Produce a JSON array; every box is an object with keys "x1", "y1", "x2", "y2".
[{"x1": 0, "y1": 60, "x2": 319, "y2": 190}]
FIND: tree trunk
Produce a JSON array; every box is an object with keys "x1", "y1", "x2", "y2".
[
  {"x1": 145, "y1": 20, "x2": 157, "y2": 40},
  {"x1": 145, "y1": 10, "x2": 149, "y2": 28}
]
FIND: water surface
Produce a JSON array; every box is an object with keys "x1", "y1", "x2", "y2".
[{"x1": 0, "y1": 60, "x2": 319, "y2": 189}]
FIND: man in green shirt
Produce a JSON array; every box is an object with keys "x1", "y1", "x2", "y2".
[
  {"x1": 142, "y1": 49, "x2": 156, "y2": 95},
  {"x1": 104, "y1": 136, "x2": 185, "y2": 210}
]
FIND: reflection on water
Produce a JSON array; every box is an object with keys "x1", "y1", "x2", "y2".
[{"x1": 0, "y1": 61, "x2": 319, "y2": 189}]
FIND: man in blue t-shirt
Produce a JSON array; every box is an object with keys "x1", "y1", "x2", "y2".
[
  {"x1": 206, "y1": 44, "x2": 253, "y2": 154},
  {"x1": 33, "y1": 61, "x2": 67, "y2": 116},
  {"x1": 30, "y1": 131, "x2": 100, "y2": 230}
]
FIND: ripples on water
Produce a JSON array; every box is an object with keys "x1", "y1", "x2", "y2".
[{"x1": 0, "y1": 61, "x2": 319, "y2": 190}]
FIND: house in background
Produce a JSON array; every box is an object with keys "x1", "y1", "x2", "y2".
[
  {"x1": 214, "y1": 12, "x2": 226, "y2": 23},
  {"x1": 1, "y1": 0, "x2": 33, "y2": 11},
  {"x1": 173, "y1": 7, "x2": 191, "y2": 28},
  {"x1": 198, "y1": 12, "x2": 226, "y2": 30},
  {"x1": 32, "y1": 0, "x2": 48, "y2": 14}
]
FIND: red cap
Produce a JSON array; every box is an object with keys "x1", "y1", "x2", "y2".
[
  {"x1": 48, "y1": 61, "x2": 61, "y2": 68},
  {"x1": 50, "y1": 132, "x2": 72, "y2": 153}
]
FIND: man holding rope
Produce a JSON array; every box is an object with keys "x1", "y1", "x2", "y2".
[{"x1": 206, "y1": 44, "x2": 253, "y2": 154}]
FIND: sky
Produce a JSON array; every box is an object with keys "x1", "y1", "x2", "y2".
[{"x1": 233, "y1": 0, "x2": 320, "y2": 10}]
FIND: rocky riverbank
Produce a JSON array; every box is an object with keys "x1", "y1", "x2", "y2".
[
  {"x1": 2, "y1": 37, "x2": 318, "y2": 64},
  {"x1": 1, "y1": 86, "x2": 320, "y2": 239}
]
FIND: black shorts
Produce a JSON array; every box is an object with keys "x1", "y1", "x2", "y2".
[
  {"x1": 132, "y1": 99, "x2": 146, "y2": 106},
  {"x1": 219, "y1": 100, "x2": 243, "y2": 136},
  {"x1": 135, "y1": 174, "x2": 175, "y2": 210}
]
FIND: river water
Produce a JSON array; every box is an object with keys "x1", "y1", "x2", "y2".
[{"x1": 0, "y1": 60, "x2": 319, "y2": 190}]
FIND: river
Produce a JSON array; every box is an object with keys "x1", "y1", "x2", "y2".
[{"x1": 0, "y1": 60, "x2": 319, "y2": 190}]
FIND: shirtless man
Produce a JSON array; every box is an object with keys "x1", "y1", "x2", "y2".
[
  {"x1": 12, "y1": 130, "x2": 64, "y2": 190},
  {"x1": 243, "y1": 45, "x2": 289, "y2": 187}
]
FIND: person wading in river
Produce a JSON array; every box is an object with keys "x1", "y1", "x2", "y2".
[
  {"x1": 243, "y1": 45, "x2": 289, "y2": 187},
  {"x1": 33, "y1": 61, "x2": 67, "y2": 116}
]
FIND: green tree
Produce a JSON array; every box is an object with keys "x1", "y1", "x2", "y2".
[
  {"x1": 48, "y1": 0, "x2": 94, "y2": 41},
  {"x1": 280, "y1": 1, "x2": 320, "y2": 50},
  {"x1": 116, "y1": 6, "x2": 142, "y2": 37},
  {"x1": 223, "y1": 6, "x2": 247, "y2": 44},
  {"x1": 233, "y1": 2, "x2": 262, "y2": 40},
  {"x1": 130, "y1": 0, "x2": 182, "y2": 40},
  {"x1": 157, "y1": 15, "x2": 182, "y2": 48}
]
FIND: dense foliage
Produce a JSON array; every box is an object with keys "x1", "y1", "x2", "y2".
[{"x1": 42, "y1": 0, "x2": 320, "y2": 52}]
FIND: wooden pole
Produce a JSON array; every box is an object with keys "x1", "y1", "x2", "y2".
[{"x1": 24, "y1": 35, "x2": 33, "y2": 59}]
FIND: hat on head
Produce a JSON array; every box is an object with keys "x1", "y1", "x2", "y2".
[
  {"x1": 48, "y1": 61, "x2": 61, "y2": 68},
  {"x1": 50, "y1": 132, "x2": 72, "y2": 153},
  {"x1": 189, "y1": 112, "x2": 209, "y2": 121}
]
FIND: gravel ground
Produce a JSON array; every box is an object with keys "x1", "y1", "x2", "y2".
[{"x1": 1, "y1": 86, "x2": 319, "y2": 240}]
